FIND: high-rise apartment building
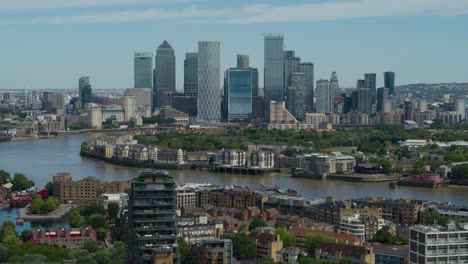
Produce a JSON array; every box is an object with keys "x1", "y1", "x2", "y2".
[
  {"x1": 409, "y1": 223, "x2": 468, "y2": 264},
  {"x1": 384, "y1": 71, "x2": 396, "y2": 95},
  {"x1": 264, "y1": 35, "x2": 284, "y2": 120},
  {"x1": 315, "y1": 79, "x2": 334, "y2": 114},
  {"x1": 124, "y1": 88, "x2": 152, "y2": 118},
  {"x1": 286, "y1": 72, "x2": 306, "y2": 120},
  {"x1": 123, "y1": 95, "x2": 135, "y2": 121},
  {"x1": 128, "y1": 170, "x2": 178, "y2": 264},
  {"x1": 299, "y1": 63, "x2": 314, "y2": 112},
  {"x1": 154, "y1": 40, "x2": 176, "y2": 110},
  {"x1": 134, "y1": 52, "x2": 154, "y2": 89},
  {"x1": 330, "y1": 72, "x2": 340, "y2": 98},
  {"x1": 197, "y1": 41, "x2": 221, "y2": 123},
  {"x1": 184, "y1": 52, "x2": 198, "y2": 98},
  {"x1": 78, "y1": 76, "x2": 92, "y2": 107}
]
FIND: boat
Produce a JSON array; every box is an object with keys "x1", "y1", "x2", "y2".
[
  {"x1": 16, "y1": 218, "x2": 24, "y2": 225},
  {"x1": 389, "y1": 182, "x2": 396, "y2": 188}
]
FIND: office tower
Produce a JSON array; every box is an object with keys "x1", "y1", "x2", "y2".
[
  {"x1": 124, "y1": 88, "x2": 152, "y2": 118},
  {"x1": 455, "y1": 99, "x2": 466, "y2": 120},
  {"x1": 123, "y1": 95, "x2": 135, "y2": 121},
  {"x1": 223, "y1": 67, "x2": 253, "y2": 123},
  {"x1": 237, "y1": 54, "x2": 249, "y2": 69},
  {"x1": 196, "y1": 239, "x2": 233, "y2": 264},
  {"x1": 197, "y1": 41, "x2": 221, "y2": 123},
  {"x1": 264, "y1": 34, "x2": 284, "y2": 120},
  {"x1": 134, "y1": 52, "x2": 154, "y2": 89},
  {"x1": 283, "y1": 50, "x2": 301, "y2": 96},
  {"x1": 351, "y1": 91, "x2": 359, "y2": 112},
  {"x1": 128, "y1": 170, "x2": 178, "y2": 264},
  {"x1": 78, "y1": 76, "x2": 92, "y2": 107},
  {"x1": 154, "y1": 40, "x2": 176, "y2": 110},
  {"x1": 364, "y1": 73, "x2": 377, "y2": 105},
  {"x1": 384, "y1": 71, "x2": 395, "y2": 95},
  {"x1": 404, "y1": 100, "x2": 414, "y2": 120},
  {"x1": 286, "y1": 72, "x2": 307, "y2": 120},
  {"x1": 252, "y1": 96, "x2": 265, "y2": 121},
  {"x1": 357, "y1": 79, "x2": 373, "y2": 115},
  {"x1": 409, "y1": 223, "x2": 468, "y2": 264},
  {"x1": 315, "y1": 79, "x2": 334, "y2": 114},
  {"x1": 330, "y1": 72, "x2": 339, "y2": 99},
  {"x1": 300, "y1": 62, "x2": 314, "y2": 112},
  {"x1": 376, "y1": 87, "x2": 389, "y2": 112},
  {"x1": 184, "y1": 53, "x2": 198, "y2": 98},
  {"x1": 417, "y1": 99, "x2": 428, "y2": 113}
]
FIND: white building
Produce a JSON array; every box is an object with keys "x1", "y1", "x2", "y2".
[
  {"x1": 176, "y1": 186, "x2": 196, "y2": 209},
  {"x1": 218, "y1": 149, "x2": 246, "y2": 167},
  {"x1": 124, "y1": 88, "x2": 152, "y2": 117},
  {"x1": 248, "y1": 151, "x2": 275, "y2": 169},
  {"x1": 340, "y1": 214, "x2": 386, "y2": 241},
  {"x1": 409, "y1": 222, "x2": 468, "y2": 264}
]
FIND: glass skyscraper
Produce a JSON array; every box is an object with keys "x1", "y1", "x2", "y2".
[
  {"x1": 384, "y1": 71, "x2": 395, "y2": 95},
  {"x1": 286, "y1": 72, "x2": 306, "y2": 120},
  {"x1": 154, "y1": 40, "x2": 176, "y2": 110},
  {"x1": 78, "y1": 76, "x2": 91, "y2": 107},
  {"x1": 223, "y1": 69, "x2": 253, "y2": 123},
  {"x1": 264, "y1": 35, "x2": 284, "y2": 120},
  {"x1": 184, "y1": 52, "x2": 198, "y2": 98},
  {"x1": 197, "y1": 41, "x2": 221, "y2": 123},
  {"x1": 315, "y1": 79, "x2": 334, "y2": 114},
  {"x1": 299, "y1": 62, "x2": 314, "y2": 112},
  {"x1": 283, "y1": 50, "x2": 301, "y2": 97},
  {"x1": 134, "y1": 52, "x2": 154, "y2": 89}
]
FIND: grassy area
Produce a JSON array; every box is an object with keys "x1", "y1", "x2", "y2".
[{"x1": 322, "y1": 146, "x2": 357, "y2": 154}]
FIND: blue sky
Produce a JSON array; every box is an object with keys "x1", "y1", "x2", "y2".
[{"x1": 1, "y1": 0, "x2": 468, "y2": 90}]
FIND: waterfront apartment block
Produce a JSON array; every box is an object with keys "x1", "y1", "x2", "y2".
[
  {"x1": 128, "y1": 170, "x2": 178, "y2": 264},
  {"x1": 52, "y1": 173, "x2": 129, "y2": 202},
  {"x1": 409, "y1": 223, "x2": 468, "y2": 264}
]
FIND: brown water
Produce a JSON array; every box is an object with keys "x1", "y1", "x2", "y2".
[{"x1": 0, "y1": 133, "x2": 467, "y2": 206}]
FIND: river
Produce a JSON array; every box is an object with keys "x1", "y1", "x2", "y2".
[{"x1": 0, "y1": 133, "x2": 467, "y2": 206}]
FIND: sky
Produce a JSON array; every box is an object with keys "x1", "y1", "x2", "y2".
[{"x1": 0, "y1": 0, "x2": 468, "y2": 91}]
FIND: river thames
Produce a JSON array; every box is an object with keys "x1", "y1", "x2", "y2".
[{"x1": 0, "y1": 133, "x2": 467, "y2": 206}]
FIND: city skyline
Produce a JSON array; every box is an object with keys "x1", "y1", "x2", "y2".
[{"x1": 1, "y1": 0, "x2": 468, "y2": 90}]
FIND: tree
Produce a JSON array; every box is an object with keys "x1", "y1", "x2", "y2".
[
  {"x1": 2, "y1": 228, "x2": 22, "y2": 246},
  {"x1": 338, "y1": 258, "x2": 354, "y2": 264},
  {"x1": 81, "y1": 240, "x2": 98, "y2": 253},
  {"x1": 451, "y1": 164, "x2": 468, "y2": 179},
  {"x1": 275, "y1": 228, "x2": 296, "y2": 247},
  {"x1": 257, "y1": 258, "x2": 275, "y2": 264},
  {"x1": 96, "y1": 228, "x2": 108, "y2": 241},
  {"x1": 369, "y1": 158, "x2": 393, "y2": 174},
  {"x1": 0, "y1": 170, "x2": 10, "y2": 184},
  {"x1": 89, "y1": 214, "x2": 106, "y2": 229},
  {"x1": 232, "y1": 233, "x2": 257, "y2": 260},
  {"x1": 304, "y1": 234, "x2": 336, "y2": 257},
  {"x1": 0, "y1": 221, "x2": 18, "y2": 242},
  {"x1": 107, "y1": 203, "x2": 120, "y2": 223},
  {"x1": 68, "y1": 249, "x2": 97, "y2": 264},
  {"x1": 11, "y1": 173, "x2": 34, "y2": 191},
  {"x1": 8, "y1": 254, "x2": 49, "y2": 263},
  {"x1": 179, "y1": 238, "x2": 194, "y2": 264},
  {"x1": 20, "y1": 230, "x2": 30, "y2": 242},
  {"x1": 249, "y1": 218, "x2": 266, "y2": 231},
  {"x1": 44, "y1": 181, "x2": 54, "y2": 197},
  {"x1": 29, "y1": 195, "x2": 44, "y2": 214}
]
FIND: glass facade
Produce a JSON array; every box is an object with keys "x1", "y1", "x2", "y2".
[
  {"x1": 264, "y1": 35, "x2": 284, "y2": 120},
  {"x1": 197, "y1": 41, "x2": 221, "y2": 123},
  {"x1": 155, "y1": 41, "x2": 176, "y2": 110},
  {"x1": 384, "y1": 71, "x2": 396, "y2": 95},
  {"x1": 134, "y1": 52, "x2": 153, "y2": 89},
  {"x1": 225, "y1": 69, "x2": 253, "y2": 122},
  {"x1": 184, "y1": 52, "x2": 198, "y2": 98}
]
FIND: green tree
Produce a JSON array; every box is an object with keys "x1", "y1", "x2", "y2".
[
  {"x1": 0, "y1": 221, "x2": 18, "y2": 242},
  {"x1": 275, "y1": 228, "x2": 296, "y2": 247},
  {"x1": 179, "y1": 238, "x2": 194, "y2": 264},
  {"x1": 107, "y1": 203, "x2": 120, "y2": 223},
  {"x1": 304, "y1": 234, "x2": 336, "y2": 257},
  {"x1": 451, "y1": 164, "x2": 468, "y2": 179},
  {"x1": 8, "y1": 253, "x2": 49, "y2": 263},
  {"x1": 96, "y1": 227, "x2": 108, "y2": 241},
  {"x1": 338, "y1": 258, "x2": 354, "y2": 264},
  {"x1": 68, "y1": 249, "x2": 97, "y2": 264},
  {"x1": 2, "y1": 228, "x2": 22, "y2": 246},
  {"x1": 81, "y1": 240, "x2": 98, "y2": 253},
  {"x1": 29, "y1": 195, "x2": 44, "y2": 214},
  {"x1": 89, "y1": 214, "x2": 107, "y2": 229},
  {"x1": 44, "y1": 181, "x2": 54, "y2": 197},
  {"x1": 20, "y1": 230, "x2": 30, "y2": 242},
  {"x1": 0, "y1": 170, "x2": 10, "y2": 184},
  {"x1": 232, "y1": 233, "x2": 257, "y2": 260},
  {"x1": 248, "y1": 218, "x2": 266, "y2": 231},
  {"x1": 257, "y1": 258, "x2": 275, "y2": 264},
  {"x1": 11, "y1": 173, "x2": 34, "y2": 191},
  {"x1": 369, "y1": 158, "x2": 393, "y2": 174}
]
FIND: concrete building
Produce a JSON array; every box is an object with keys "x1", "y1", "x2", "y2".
[
  {"x1": 268, "y1": 101, "x2": 297, "y2": 124},
  {"x1": 124, "y1": 88, "x2": 152, "y2": 117},
  {"x1": 176, "y1": 186, "x2": 196, "y2": 209},
  {"x1": 31, "y1": 226, "x2": 96, "y2": 249},
  {"x1": 195, "y1": 239, "x2": 233, "y2": 264},
  {"x1": 340, "y1": 214, "x2": 385, "y2": 241},
  {"x1": 154, "y1": 41, "x2": 176, "y2": 110},
  {"x1": 276, "y1": 247, "x2": 307, "y2": 264},
  {"x1": 249, "y1": 227, "x2": 283, "y2": 261},
  {"x1": 184, "y1": 52, "x2": 198, "y2": 98},
  {"x1": 123, "y1": 95, "x2": 135, "y2": 121},
  {"x1": 218, "y1": 149, "x2": 246, "y2": 167},
  {"x1": 134, "y1": 52, "x2": 153, "y2": 89},
  {"x1": 128, "y1": 170, "x2": 178, "y2": 264},
  {"x1": 197, "y1": 41, "x2": 221, "y2": 123},
  {"x1": 159, "y1": 106, "x2": 189, "y2": 125},
  {"x1": 264, "y1": 35, "x2": 284, "y2": 120},
  {"x1": 248, "y1": 151, "x2": 275, "y2": 169},
  {"x1": 315, "y1": 79, "x2": 333, "y2": 114},
  {"x1": 409, "y1": 222, "x2": 468, "y2": 264},
  {"x1": 315, "y1": 243, "x2": 375, "y2": 264},
  {"x1": 286, "y1": 72, "x2": 307, "y2": 120}
]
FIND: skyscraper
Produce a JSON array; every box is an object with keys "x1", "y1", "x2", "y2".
[
  {"x1": 315, "y1": 79, "x2": 334, "y2": 114},
  {"x1": 124, "y1": 88, "x2": 152, "y2": 118},
  {"x1": 299, "y1": 62, "x2": 314, "y2": 112},
  {"x1": 78, "y1": 76, "x2": 91, "y2": 107},
  {"x1": 286, "y1": 72, "x2": 307, "y2": 120},
  {"x1": 237, "y1": 54, "x2": 249, "y2": 69},
  {"x1": 197, "y1": 41, "x2": 221, "y2": 123},
  {"x1": 154, "y1": 40, "x2": 176, "y2": 110},
  {"x1": 134, "y1": 52, "x2": 154, "y2": 89},
  {"x1": 223, "y1": 68, "x2": 253, "y2": 123},
  {"x1": 376, "y1": 87, "x2": 389, "y2": 112},
  {"x1": 330, "y1": 71, "x2": 340, "y2": 100},
  {"x1": 264, "y1": 35, "x2": 284, "y2": 120},
  {"x1": 283, "y1": 50, "x2": 301, "y2": 96},
  {"x1": 384, "y1": 71, "x2": 396, "y2": 95},
  {"x1": 128, "y1": 170, "x2": 178, "y2": 264},
  {"x1": 364, "y1": 73, "x2": 377, "y2": 107},
  {"x1": 357, "y1": 87, "x2": 373, "y2": 114},
  {"x1": 184, "y1": 53, "x2": 198, "y2": 98}
]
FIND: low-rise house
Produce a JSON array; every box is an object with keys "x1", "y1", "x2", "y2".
[
  {"x1": 249, "y1": 227, "x2": 283, "y2": 261},
  {"x1": 289, "y1": 227, "x2": 362, "y2": 248},
  {"x1": 275, "y1": 247, "x2": 307, "y2": 264},
  {"x1": 31, "y1": 226, "x2": 96, "y2": 249},
  {"x1": 315, "y1": 243, "x2": 375, "y2": 264}
]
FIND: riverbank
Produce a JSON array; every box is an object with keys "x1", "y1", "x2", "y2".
[
  {"x1": 18, "y1": 203, "x2": 76, "y2": 221},
  {"x1": 291, "y1": 169, "x2": 399, "y2": 182}
]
